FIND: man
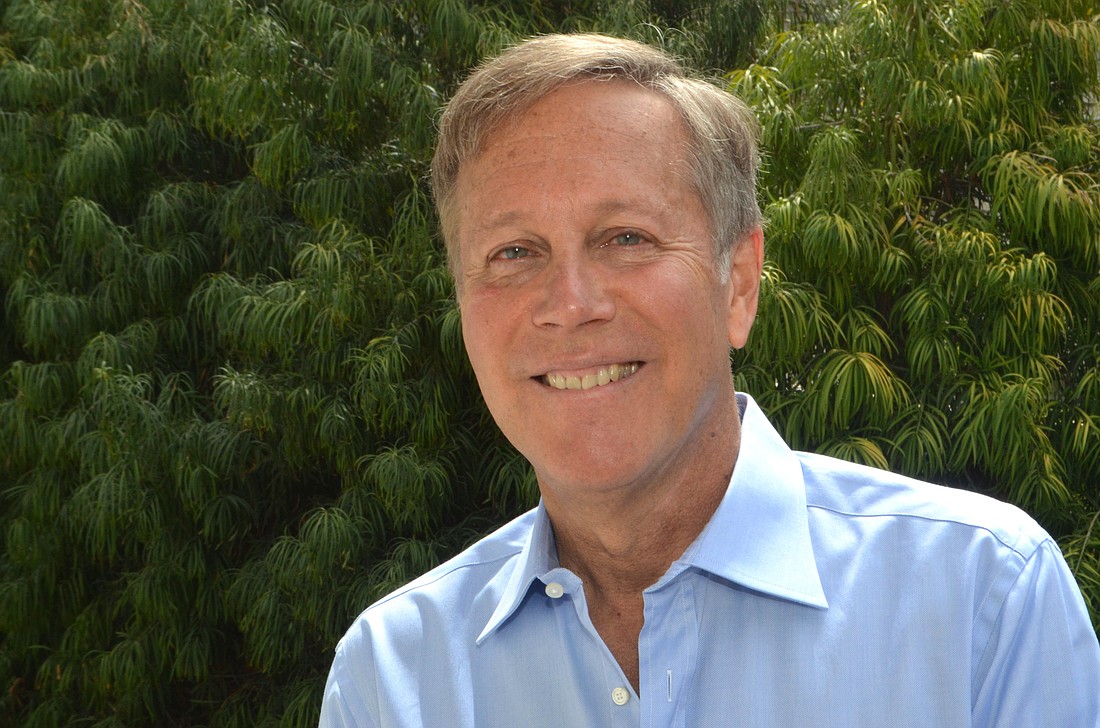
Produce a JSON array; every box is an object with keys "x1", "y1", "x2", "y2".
[{"x1": 321, "y1": 34, "x2": 1100, "y2": 726}]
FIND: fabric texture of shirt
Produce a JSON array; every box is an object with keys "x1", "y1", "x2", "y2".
[{"x1": 320, "y1": 393, "x2": 1100, "y2": 727}]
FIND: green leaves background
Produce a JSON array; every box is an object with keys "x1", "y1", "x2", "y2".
[{"x1": 1, "y1": 0, "x2": 1097, "y2": 724}]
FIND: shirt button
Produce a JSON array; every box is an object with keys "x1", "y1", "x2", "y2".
[
  {"x1": 544, "y1": 582, "x2": 564, "y2": 599},
  {"x1": 611, "y1": 687, "x2": 629, "y2": 706}
]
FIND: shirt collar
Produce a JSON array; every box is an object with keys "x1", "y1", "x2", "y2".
[
  {"x1": 679, "y1": 393, "x2": 828, "y2": 608},
  {"x1": 477, "y1": 392, "x2": 827, "y2": 643},
  {"x1": 476, "y1": 500, "x2": 558, "y2": 644}
]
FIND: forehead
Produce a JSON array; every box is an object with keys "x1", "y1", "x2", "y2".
[
  {"x1": 479, "y1": 78, "x2": 687, "y2": 161},
  {"x1": 451, "y1": 79, "x2": 697, "y2": 228}
]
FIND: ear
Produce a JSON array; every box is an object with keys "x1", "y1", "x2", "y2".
[{"x1": 725, "y1": 226, "x2": 764, "y2": 350}]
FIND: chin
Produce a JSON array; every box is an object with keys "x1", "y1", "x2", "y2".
[{"x1": 529, "y1": 448, "x2": 644, "y2": 494}]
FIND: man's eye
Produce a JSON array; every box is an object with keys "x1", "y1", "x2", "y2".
[
  {"x1": 493, "y1": 246, "x2": 529, "y2": 261},
  {"x1": 610, "y1": 232, "x2": 644, "y2": 246}
]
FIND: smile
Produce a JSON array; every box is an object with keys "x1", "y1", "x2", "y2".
[{"x1": 541, "y1": 362, "x2": 641, "y2": 390}]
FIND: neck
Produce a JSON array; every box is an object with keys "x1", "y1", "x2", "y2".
[
  {"x1": 542, "y1": 399, "x2": 742, "y2": 596},
  {"x1": 553, "y1": 481, "x2": 729, "y2": 598},
  {"x1": 537, "y1": 396, "x2": 741, "y2": 694}
]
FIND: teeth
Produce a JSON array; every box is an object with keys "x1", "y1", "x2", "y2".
[{"x1": 543, "y1": 363, "x2": 639, "y2": 390}]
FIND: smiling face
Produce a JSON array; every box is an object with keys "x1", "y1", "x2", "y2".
[{"x1": 453, "y1": 79, "x2": 762, "y2": 506}]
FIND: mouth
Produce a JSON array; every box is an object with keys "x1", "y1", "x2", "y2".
[{"x1": 539, "y1": 362, "x2": 641, "y2": 391}]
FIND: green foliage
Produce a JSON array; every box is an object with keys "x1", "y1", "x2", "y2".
[
  {"x1": 731, "y1": 0, "x2": 1100, "y2": 624},
  {"x1": 1, "y1": 0, "x2": 1096, "y2": 725}
]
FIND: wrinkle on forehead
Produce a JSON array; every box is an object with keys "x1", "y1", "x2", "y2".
[
  {"x1": 478, "y1": 78, "x2": 690, "y2": 162},
  {"x1": 453, "y1": 78, "x2": 710, "y2": 253}
]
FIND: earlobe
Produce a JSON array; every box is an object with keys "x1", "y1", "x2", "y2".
[{"x1": 726, "y1": 227, "x2": 764, "y2": 349}]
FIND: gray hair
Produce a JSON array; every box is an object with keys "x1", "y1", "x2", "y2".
[{"x1": 431, "y1": 33, "x2": 761, "y2": 275}]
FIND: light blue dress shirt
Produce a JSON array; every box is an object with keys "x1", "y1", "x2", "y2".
[{"x1": 320, "y1": 394, "x2": 1100, "y2": 727}]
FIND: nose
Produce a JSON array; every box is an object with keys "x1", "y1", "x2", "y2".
[{"x1": 531, "y1": 254, "x2": 615, "y2": 329}]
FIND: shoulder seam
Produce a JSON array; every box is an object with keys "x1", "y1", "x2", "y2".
[
  {"x1": 806, "y1": 503, "x2": 1043, "y2": 562},
  {"x1": 367, "y1": 546, "x2": 522, "y2": 611}
]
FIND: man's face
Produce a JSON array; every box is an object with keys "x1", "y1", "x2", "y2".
[{"x1": 452, "y1": 79, "x2": 761, "y2": 502}]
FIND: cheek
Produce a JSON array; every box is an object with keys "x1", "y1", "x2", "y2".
[
  {"x1": 459, "y1": 298, "x2": 513, "y2": 376},
  {"x1": 459, "y1": 314, "x2": 490, "y2": 371},
  {"x1": 633, "y1": 264, "x2": 723, "y2": 327},
  {"x1": 648, "y1": 277, "x2": 732, "y2": 368}
]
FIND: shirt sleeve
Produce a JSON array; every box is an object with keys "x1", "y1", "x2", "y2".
[
  {"x1": 318, "y1": 639, "x2": 378, "y2": 728},
  {"x1": 972, "y1": 538, "x2": 1100, "y2": 727}
]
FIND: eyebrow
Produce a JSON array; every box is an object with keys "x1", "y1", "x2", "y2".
[
  {"x1": 590, "y1": 199, "x2": 640, "y2": 218},
  {"x1": 474, "y1": 209, "x2": 525, "y2": 234},
  {"x1": 586, "y1": 199, "x2": 663, "y2": 230},
  {"x1": 471, "y1": 198, "x2": 658, "y2": 240}
]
